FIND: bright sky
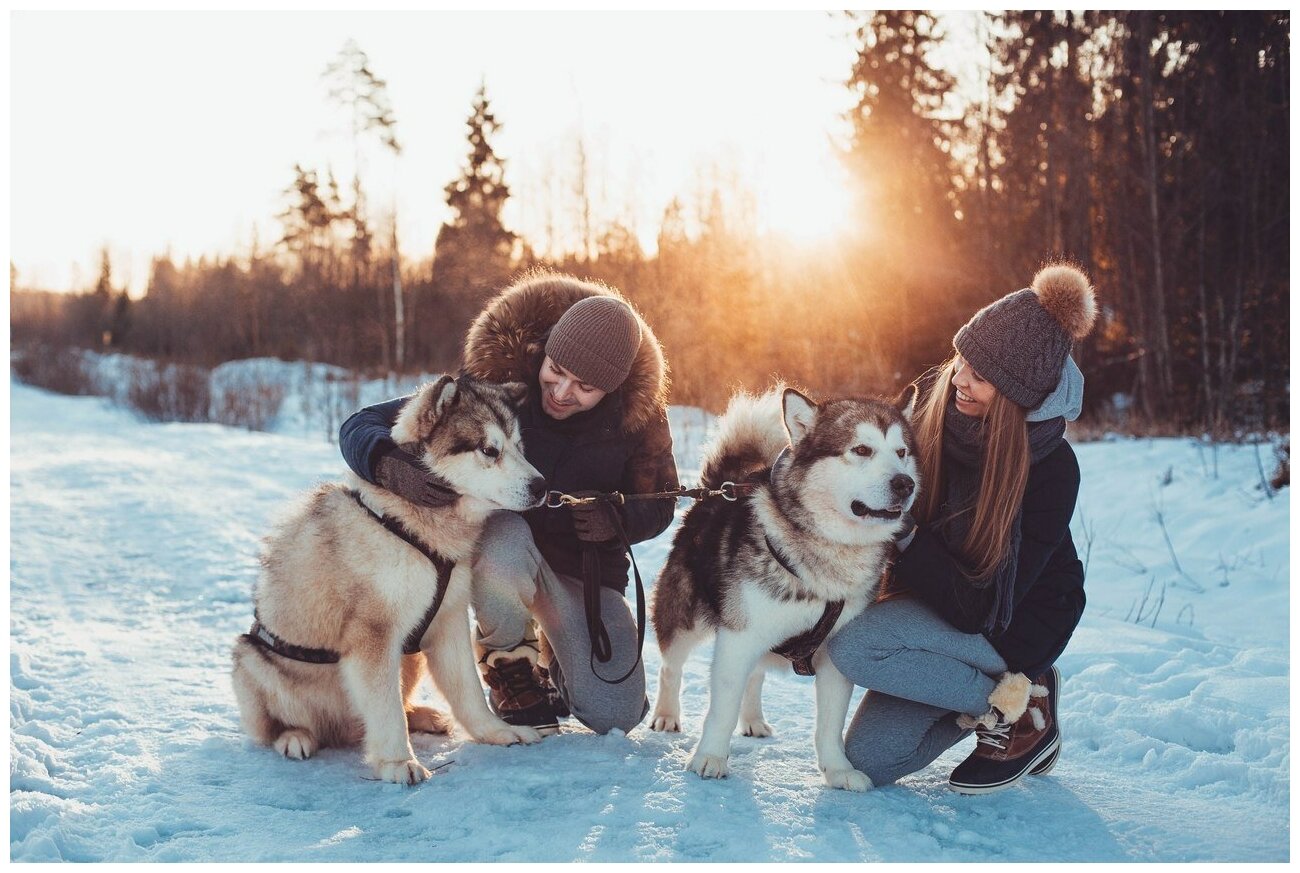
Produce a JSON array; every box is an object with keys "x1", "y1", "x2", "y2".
[{"x1": 10, "y1": 10, "x2": 978, "y2": 296}]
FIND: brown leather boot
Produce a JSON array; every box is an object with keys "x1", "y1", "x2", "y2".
[
  {"x1": 480, "y1": 644, "x2": 560, "y2": 735},
  {"x1": 948, "y1": 666, "x2": 1060, "y2": 794}
]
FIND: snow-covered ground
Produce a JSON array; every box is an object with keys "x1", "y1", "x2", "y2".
[{"x1": 9, "y1": 377, "x2": 1290, "y2": 861}]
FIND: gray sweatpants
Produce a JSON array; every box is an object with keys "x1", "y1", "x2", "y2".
[
  {"x1": 471, "y1": 511, "x2": 647, "y2": 735},
  {"x1": 826, "y1": 597, "x2": 1007, "y2": 786}
]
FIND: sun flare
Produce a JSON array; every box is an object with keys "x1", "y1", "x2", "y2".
[{"x1": 756, "y1": 152, "x2": 856, "y2": 246}]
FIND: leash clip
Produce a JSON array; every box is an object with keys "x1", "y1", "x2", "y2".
[
  {"x1": 720, "y1": 481, "x2": 740, "y2": 501},
  {"x1": 547, "y1": 490, "x2": 623, "y2": 508}
]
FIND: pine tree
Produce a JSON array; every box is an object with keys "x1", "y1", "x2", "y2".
[
  {"x1": 839, "y1": 11, "x2": 974, "y2": 384},
  {"x1": 277, "y1": 164, "x2": 337, "y2": 279},
  {"x1": 841, "y1": 11, "x2": 962, "y2": 264},
  {"x1": 430, "y1": 83, "x2": 518, "y2": 353},
  {"x1": 322, "y1": 39, "x2": 403, "y2": 371}
]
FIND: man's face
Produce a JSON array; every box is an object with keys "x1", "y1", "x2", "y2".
[{"x1": 537, "y1": 355, "x2": 608, "y2": 420}]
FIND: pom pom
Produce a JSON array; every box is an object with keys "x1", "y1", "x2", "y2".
[{"x1": 1032, "y1": 263, "x2": 1097, "y2": 340}]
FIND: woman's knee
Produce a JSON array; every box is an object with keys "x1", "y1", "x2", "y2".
[
  {"x1": 843, "y1": 728, "x2": 910, "y2": 787},
  {"x1": 842, "y1": 698, "x2": 938, "y2": 787},
  {"x1": 827, "y1": 606, "x2": 901, "y2": 681}
]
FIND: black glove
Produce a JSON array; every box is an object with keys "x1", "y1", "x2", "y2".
[
  {"x1": 372, "y1": 444, "x2": 460, "y2": 508},
  {"x1": 569, "y1": 492, "x2": 620, "y2": 543},
  {"x1": 893, "y1": 512, "x2": 917, "y2": 552}
]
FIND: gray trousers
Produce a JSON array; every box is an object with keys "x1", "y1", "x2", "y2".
[
  {"x1": 471, "y1": 511, "x2": 647, "y2": 735},
  {"x1": 826, "y1": 597, "x2": 1007, "y2": 787}
]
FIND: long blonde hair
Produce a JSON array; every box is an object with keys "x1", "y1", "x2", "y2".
[{"x1": 910, "y1": 356, "x2": 1030, "y2": 581}]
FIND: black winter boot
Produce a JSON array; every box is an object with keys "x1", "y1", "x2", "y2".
[{"x1": 948, "y1": 666, "x2": 1060, "y2": 794}]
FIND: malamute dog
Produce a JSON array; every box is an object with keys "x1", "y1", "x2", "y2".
[
  {"x1": 650, "y1": 386, "x2": 918, "y2": 791},
  {"x1": 231, "y1": 374, "x2": 547, "y2": 784}
]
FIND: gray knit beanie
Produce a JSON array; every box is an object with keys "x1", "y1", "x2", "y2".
[
  {"x1": 953, "y1": 264, "x2": 1098, "y2": 409},
  {"x1": 544, "y1": 296, "x2": 642, "y2": 393}
]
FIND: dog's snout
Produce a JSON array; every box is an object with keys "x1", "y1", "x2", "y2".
[
  {"x1": 528, "y1": 476, "x2": 548, "y2": 502},
  {"x1": 890, "y1": 474, "x2": 915, "y2": 499}
]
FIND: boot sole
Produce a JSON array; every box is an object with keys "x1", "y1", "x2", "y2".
[
  {"x1": 1030, "y1": 666, "x2": 1063, "y2": 776},
  {"x1": 1030, "y1": 745, "x2": 1059, "y2": 776},
  {"x1": 948, "y1": 733, "x2": 1061, "y2": 795}
]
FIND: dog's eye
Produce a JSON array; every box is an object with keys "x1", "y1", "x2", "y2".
[
  {"x1": 896, "y1": 448, "x2": 906, "y2": 459},
  {"x1": 480, "y1": 446, "x2": 500, "y2": 459},
  {"x1": 852, "y1": 445, "x2": 873, "y2": 458}
]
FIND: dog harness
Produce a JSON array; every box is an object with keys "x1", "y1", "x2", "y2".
[
  {"x1": 246, "y1": 490, "x2": 455, "y2": 664},
  {"x1": 764, "y1": 532, "x2": 846, "y2": 676}
]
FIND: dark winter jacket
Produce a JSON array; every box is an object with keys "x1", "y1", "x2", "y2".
[
  {"x1": 339, "y1": 275, "x2": 678, "y2": 592},
  {"x1": 889, "y1": 418, "x2": 1086, "y2": 677}
]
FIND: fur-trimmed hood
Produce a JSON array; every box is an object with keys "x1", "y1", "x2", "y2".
[{"x1": 462, "y1": 272, "x2": 670, "y2": 435}]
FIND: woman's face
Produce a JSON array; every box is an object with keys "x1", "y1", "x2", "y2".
[
  {"x1": 951, "y1": 354, "x2": 998, "y2": 418},
  {"x1": 537, "y1": 355, "x2": 607, "y2": 420}
]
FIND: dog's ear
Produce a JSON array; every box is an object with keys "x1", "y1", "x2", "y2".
[
  {"x1": 391, "y1": 375, "x2": 459, "y2": 444},
  {"x1": 781, "y1": 387, "x2": 818, "y2": 447},
  {"x1": 432, "y1": 376, "x2": 461, "y2": 417},
  {"x1": 894, "y1": 383, "x2": 919, "y2": 421},
  {"x1": 498, "y1": 381, "x2": 529, "y2": 409}
]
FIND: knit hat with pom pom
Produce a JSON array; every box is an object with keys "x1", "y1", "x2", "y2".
[{"x1": 953, "y1": 263, "x2": 1098, "y2": 409}]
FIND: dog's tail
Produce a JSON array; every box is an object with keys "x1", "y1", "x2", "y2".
[{"x1": 699, "y1": 387, "x2": 790, "y2": 489}]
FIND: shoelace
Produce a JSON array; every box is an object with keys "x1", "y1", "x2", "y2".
[
  {"x1": 975, "y1": 721, "x2": 1013, "y2": 750},
  {"x1": 493, "y1": 660, "x2": 542, "y2": 703}
]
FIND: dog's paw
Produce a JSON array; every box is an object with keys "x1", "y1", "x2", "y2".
[
  {"x1": 475, "y1": 722, "x2": 543, "y2": 746},
  {"x1": 687, "y1": 752, "x2": 730, "y2": 779},
  {"x1": 406, "y1": 705, "x2": 451, "y2": 735},
  {"x1": 374, "y1": 757, "x2": 432, "y2": 785},
  {"x1": 822, "y1": 767, "x2": 873, "y2": 792},
  {"x1": 650, "y1": 713, "x2": 682, "y2": 732},
  {"x1": 273, "y1": 728, "x2": 317, "y2": 760},
  {"x1": 739, "y1": 718, "x2": 774, "y2": 738}
]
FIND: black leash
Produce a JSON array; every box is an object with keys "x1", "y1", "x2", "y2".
[
  {"x1": 565, "y1": 481, "x2": 758, "y2": 686},
  {"x1": 585, "y1": 506, "x2": 647, "y2": 685},
  {"x1": 547, "y1": 481, "x2": 759, "y2": 510},
  {"x1": 246, "y1": 490, "x2": 455, "y2": 664}
]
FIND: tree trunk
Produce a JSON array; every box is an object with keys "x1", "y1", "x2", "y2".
[
  {"x1": 392, "y1": 214, "x2": 404, "y2": 374},
  {"x1": 1138, "y1": 12, "x2": 1174, "y2": 414}
]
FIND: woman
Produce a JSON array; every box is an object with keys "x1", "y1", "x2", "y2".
[
  {"x1": 827, "y1": 263, "x2": 1095, "y2": 794},
  {"x1": 339, "y1": 272, "x2": 678, "y2": 736}
]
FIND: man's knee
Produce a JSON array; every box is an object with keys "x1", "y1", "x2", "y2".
[
  {"x1": 472, "y1": 512, "x2": 539, "y2": 583},
  {"x1": 571, "y1": 689, "x2": 648, "y2": 736}
]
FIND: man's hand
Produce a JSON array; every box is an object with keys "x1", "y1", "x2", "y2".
[
  {"x1": 373, "y1": 445, "x2": 460, "y2": 508},
  {"x1": 570, "y1": 492, "x2": 619, "y2": 543}
]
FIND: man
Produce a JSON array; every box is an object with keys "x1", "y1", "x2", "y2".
[{"x1": 340, "y1": 272, "x2": 678, "y2": 734}]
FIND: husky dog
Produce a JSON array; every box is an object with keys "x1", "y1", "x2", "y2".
[
  {"x1": 649, "y1": 385, "x2": 918, "y2": 791},
  {"x1": 231, "y1": 374, "x2": 548, "y2": 785}
]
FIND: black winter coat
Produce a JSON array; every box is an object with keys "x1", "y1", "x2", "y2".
[
  {"x1": 339, "y1": 386, "x2": 677, "y2": 592},
  {"x1": 341, "y1": 274, "x2": 679, "y2": 593},
  {"x1": 889, "y1": 440, "x2": 1086, "y2": 676}
]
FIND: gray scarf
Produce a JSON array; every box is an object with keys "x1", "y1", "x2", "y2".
[{"x1": 938, "y1": 397, "x2": 1065, "y2": 635}]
